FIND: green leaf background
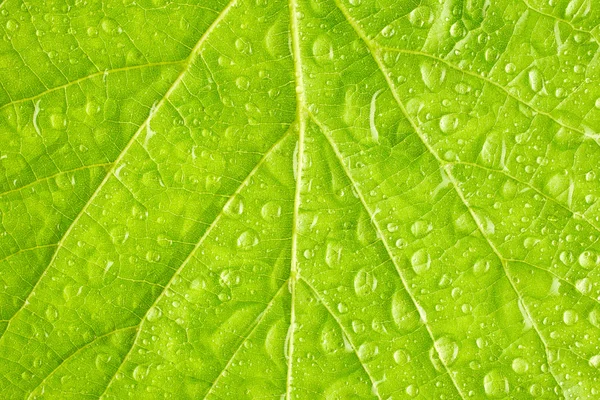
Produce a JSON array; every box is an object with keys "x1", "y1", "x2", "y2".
[{"x1": 0, "y1": 0, "x2": 599, "y2": 398}]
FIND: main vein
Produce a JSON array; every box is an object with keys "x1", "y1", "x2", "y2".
[{"x1": 286, "y1": 0, "x2": 306, "y2": 396}]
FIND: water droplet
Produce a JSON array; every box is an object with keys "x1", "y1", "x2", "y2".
[
  {"x1": 145, "y1": 250, "x2": 161, "y2": 263},
  {"x1": 405, "y1": 384, "x2": 419, "y2": 397},
  {"x1": 320, "y1": 323, "x2": 344, "y2": 354},
  {"x1": 439, "y1": 114, "x2": 460, "y2": 134},
  {"x1": 101, "y1": 17, "x2": 121, "y2": 35},
  {"x1": 450, "y1": 20, "x2": 466, "y2": 38},
  {"x1": 220, "y1": 269, "x2": 241, "y2": 287},
  {"x1": 483, "y1": 370, "x2": 510, "y2": 398},
  {"x1": 391, "y1": 292, "x2": 421, "y2": 331},
  {"x1": 352, "y1": 319, "x2": 365, "y2": 333},
  {"x1": 473, "y1": 259, "x2": 490, "y2": 275},
  {"x1": 563, "y1": 309, "x2": 578, "y2": 325},
  {"x1": 565, "y1": 0, "x2": 591, "y2": 20},
  {"x1": 411, "y1": 220, "x2": 432, "y2": 238},
  {"x1": 381, "y1": 24, "x2": 395, "y2": 38},
  {"x1": 146, "y1": 307, "x2": 162, "y2": 322},
  {"x1": 420, "y1": 62, "x2": 446, "y2": 92},
  {"x1": 434, "y1": 336, "x2": 459, "y2": 366},
  {"x1": 6, "y1": 19, "x2": 19, "y2": 32},
  {"x1": 357, "y1": 342, "x2": 379, "y2": 361},
  {"x1": 224, "y1": 196, "x2": 244, "y2": 217},
  {"x1": 312, "y1": 35, "x2": 334, "y2": 64},
  {"x1": 560, "y1": 250, "x2": 575, "y2": 266},
  {"x1": 261, "y1": 201, "x2": 282, "y2": 221},
  {"x1": 411, "y1": 249, "x2": 431, "y2": 275},
  {"x1": 395, "y1": 238, "x2": 407, "y2": 248},
  {"x1": 511, "y1": 358, "x2": 529, "y2": 374},
  {"x1": 528, "y1": 68, "x2": 545, "y2": 93},
  {"x1": 579, "y1": 251, "x2": 599, "y2": 269},
  {"x1": 393, "y1": 349, "x2": 411, "y2": 365},
  {"x1": 409, "y1": 6, "x2": 434, "y2": 28},
  {"x1": 50, "y1": 113, "x2": 67, "y2": 130},
  {"x1": 132, "y1": 364, "x2": 149, "y2": 381},
  {"x1": 529, "y1": 383, "x2": 544, "y2": 397},
  {"x1": 354, "y1": 269, "x2": 378, "y2": 296},
  {"x1": 235, "y1": 37, "x2": 252, "y2": 55},
  {"x1": 504, "y1": 63, "x2": 516, "y2": 74},
  {"x1": 575, "y1": 278, "x2": 592, "y2": 295},
  {"x1": 87, "y1": 26, "x2": 98, "y2": 37},
  {"x1": 325, "y1": 241, "x2": 343, "y2": 267},
  {"x1": 237, "y1": 230, "x2": 259, "y2": 249},
  {"x1": 484, "y1": 47, "x2": 498, "y2": 62},
  {"x1": 45, "y1": 305, "x2": 59, "y2": 322},
  {"x1": 235, "y1": 76, "x2": 250, "y2": 90},
  {"x1": 589, "y1": 308, "x2": 600, "y2": 327}
]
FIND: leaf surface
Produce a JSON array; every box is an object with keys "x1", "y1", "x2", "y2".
[{"x1": 0, "y1": 0, "x2": 599, "y2": 398}]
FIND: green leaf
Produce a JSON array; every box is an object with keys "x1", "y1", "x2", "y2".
[{"x1": 1, "y1": 0, "x2": 599, "y2": 398}]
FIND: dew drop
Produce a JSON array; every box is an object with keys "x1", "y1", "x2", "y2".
[
  {"x1": 511, "y1": 358, "x2": 529, "y2": 374},
  {"x1": 409, "y1": 6, "x2": 434, "y2": 28},
  {"x1": 473, "y1": 259, "x2": 490, "y2": 275},
  {"x1": 146, "y1": 307, "x2": 162, "y2": 322},
  {"x1": 393, "y1": 349, "x2": 411, "y2": 365},
  {"x1": 132, "y1": 364, "x2": 149, "y2": 382},
  {"x1": 420, "y1": 62, "x2": 446, "y2": 92},
  {"x1": 411, "y1": 220, "x2": 432, "y2": 238},
  {"x1": 504, "y1": 63, "x2": 516, "y2": 74},
  {"x1": 439, "y1": 114, "x2": 460, "y2": 134},
  {"x1": 312, "y1": 35, "x2": 334, "y2": 64},
  {"x1": 354, "y1": 269, "x2": 378, "y2": 296},
  {"x1": 405, "y1": 384, "x2": 419, "y2": 397},
  {"x1": 224, "y1": 196, "x2": 244, "y2": 217},
  {"x1": 579, "y1": 251, "x2": 599, "y2": 269},
  {"x1": 434, "y1": 336, "x2": 459, "y2": 366},
  {"x1": 575, "y1": 277, "x2": 592, "y2": 295},
  {"x1": 357, "y1": 342, "x2": 379, "y2": 361},
  {"x1": 528, "y1": 68, "x2": 545, "y2": 93},
  {"x1": 237, "y1": 230, "x2": 259, "y2": 249},
  {"x1": 45, "y1": 305, "x2": 59, "y2": 322},
  {"x1": 563, "y1": 309, "x2": 578, "y2": 325},
  {"x1": 261, "y1": 201, "x2": 282, "y2": 221},
  {"x1": 483, "y1": 370, "x2": 509, "y2": 398},
  {"x1": 411, "y1": 249, "x2": 431, "y2": 275},
  {"x1": 380, "y1": 25, "x2": 396, "y2": 38}
]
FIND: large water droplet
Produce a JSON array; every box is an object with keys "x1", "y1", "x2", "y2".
[
  {"x1": 511, "y1": 358, "x2": 529, "y2": 374},
  {"x1": 354, "y1": 269, "x2": 378, "y2": 296},
  {"x1": 409, "y1": 6, "x2": 434, "y2": 28},
  {"x1": 434, "y1": 336, "x2": 459, "y2": 366},
  {"x1": 411, "y1": 249, "x2": 431, "y2": 275},
  {"x1": 312, "y1": 35, "x2": 334, "y2": 64},
  {"x1": 528, "y1": 68, "x2": 545, "y2": 93},
  {"x1": 237, "y1": 230, "x2": 259, "y2": 249},
  {"x1": 483, "y1": 370, "x2": 510, "y2": 398}
]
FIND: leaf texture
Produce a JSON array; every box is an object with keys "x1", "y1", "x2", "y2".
[{"x1": 0, "y1": 0, "x2": 599, "y2": 398}]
